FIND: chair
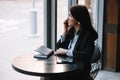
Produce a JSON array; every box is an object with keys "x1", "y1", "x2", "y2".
[{"x1": 90, "y1": 43, "x2": 102, "y2": 79}]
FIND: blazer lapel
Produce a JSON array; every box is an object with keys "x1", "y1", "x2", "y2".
[
  {"x1": 74, "y1": 31, "x2": 89, "y2": 50},
  {"x1": 74, "y1": 35, "x2": 82, "y2": 50}
]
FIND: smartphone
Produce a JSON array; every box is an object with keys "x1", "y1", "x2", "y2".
[
  {"x1": 64, "y1": 19, "x2": 69, "y2": 26},
  {"x1": 56, "y1": 56, "x2": 74, "y2": 64}
]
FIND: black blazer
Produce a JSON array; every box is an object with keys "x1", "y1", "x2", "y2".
[{"x1": 56, "y1": 28, "x2": 98, "y2": 76}]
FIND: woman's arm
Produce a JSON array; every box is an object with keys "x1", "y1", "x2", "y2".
[{"x1": 73, "y1": 40, "x2": 95, "y2": 61}]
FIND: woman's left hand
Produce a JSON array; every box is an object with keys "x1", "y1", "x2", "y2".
[{"x1": 54, "y1": 48, "x2": 68, "y2": 55}]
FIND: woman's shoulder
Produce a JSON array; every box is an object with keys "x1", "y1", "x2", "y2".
[
  {"x1": 88, "y1": 29, "x2": 98, "y2": 40},
  {"x1": 81, "y1": 29, "x2": 98, "y2": 41}
]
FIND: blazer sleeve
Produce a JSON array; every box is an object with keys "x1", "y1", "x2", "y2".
[
  {"x1": 73, "y1": 39, "x2": 95, "y2": 61},
  {"x1": 73, "y1": 30, "x2": 96, "y2": 61},
  {"x1": 56, "y1": 39, "x2": 70, "y2": 49}
]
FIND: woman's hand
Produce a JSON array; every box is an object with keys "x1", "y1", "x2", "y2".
[
  {"x1": 63, "y1": 19, "x2": 72, "y2": 36},
  {"x1": 54, "y1": 48, "x2": 68, "y2": 55}
]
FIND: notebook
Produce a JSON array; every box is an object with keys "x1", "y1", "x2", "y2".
[{"x1": 34, "y1": 46, "x2": 54, "y2": 59}]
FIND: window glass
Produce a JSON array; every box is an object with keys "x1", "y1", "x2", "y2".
[
  {"x1": 0, "y1": 0, "x2": 43, "y2": 80},
  {"x1": 57, "y1": 0, "x2": 68, "y2": 41}
]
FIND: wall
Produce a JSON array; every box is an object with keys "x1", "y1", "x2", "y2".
[{"x1": 103, "y1": 0, "x2": 120, "y2": 72}]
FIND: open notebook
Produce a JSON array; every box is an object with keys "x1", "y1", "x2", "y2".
[{"x1": 34, "y1": 46, "x2": 54, "y2": 59}]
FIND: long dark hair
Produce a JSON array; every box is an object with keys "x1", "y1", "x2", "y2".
[{"x1": 69, "y1": 5, "x2": 98, "y2": 39}]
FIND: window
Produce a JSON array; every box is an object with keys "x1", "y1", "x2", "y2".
[
  {"x1": 0, "y1": 0, "x2": 44, "y2": 80},
  {"x1": 57, "y1": 0, "x2": 68, "y2": 41}
]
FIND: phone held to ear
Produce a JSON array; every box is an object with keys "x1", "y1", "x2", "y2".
[{"x1": 64, "y1": 19, "x2": 68, "y2": 25}]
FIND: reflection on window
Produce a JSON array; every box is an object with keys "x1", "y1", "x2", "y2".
[{"x1": 57, "y1": 0, "x2": 68, "y2": 41}]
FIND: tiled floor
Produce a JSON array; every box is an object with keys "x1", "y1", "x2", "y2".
[
  {"x1": 0, "y1": 1, "x2": 120, "y2": 80},
  {"x1": 95, "y1": 70, "x2": 120, "y2": 80}
]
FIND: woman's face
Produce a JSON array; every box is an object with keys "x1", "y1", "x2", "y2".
[{"x1": 68, "y1": 12, "x2": 78, "y2": 27}]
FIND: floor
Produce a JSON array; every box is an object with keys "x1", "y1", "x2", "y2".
[
  {"x1": 0, "y1": 1, "x2": 120, "y2": 80},
  {"x1": 95, "y1": 70, "x2": 120, "y2": 80}
]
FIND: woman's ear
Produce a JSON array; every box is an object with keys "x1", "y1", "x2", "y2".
[{"x1": 77, "y1": 22, "x2": 80, "y2": 25}]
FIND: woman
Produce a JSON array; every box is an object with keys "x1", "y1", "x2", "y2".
[{"x1": 54, "y1": 5, "x2": 98, "y2": 80}]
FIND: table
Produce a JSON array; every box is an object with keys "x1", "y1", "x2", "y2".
[{"x1": 12, "y1": 53, "x2": 84, "y2": 80}]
